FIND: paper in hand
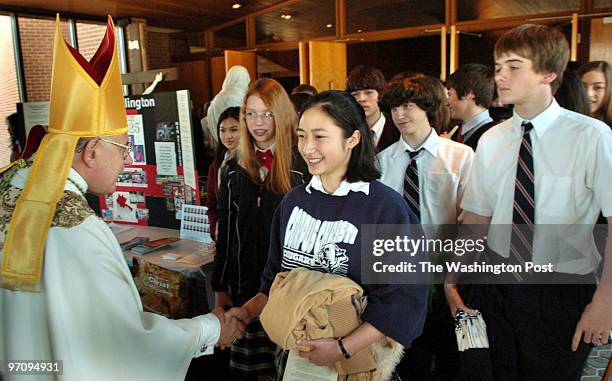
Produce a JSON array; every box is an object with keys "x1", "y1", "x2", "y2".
[
  {"x1": 282, "y1": 350, "x2": 338, "y2": 381},
  {"x1": 454, "y1": 309, "x2": 490, "y2": 352}
]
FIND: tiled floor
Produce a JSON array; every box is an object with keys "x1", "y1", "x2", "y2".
[{"x1": 582, "y1": 344, "x2": 611, "y2": 381}]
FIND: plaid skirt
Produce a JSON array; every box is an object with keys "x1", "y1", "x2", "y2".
[
  {"x1": 273, "y1": 349, "x2": 403, "y2": 381},
  {"x1": 230, "y1": 319, "x2": 277, "y2": 378}
]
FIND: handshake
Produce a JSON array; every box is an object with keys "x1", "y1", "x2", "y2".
[
  {"x1": 211, "y1": 307, "x2": 246, "y2": 349},
  {"x1": 211, "y1": 291, "x2": 258, "y2": 349}
]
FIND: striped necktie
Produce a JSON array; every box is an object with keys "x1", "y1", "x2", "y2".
[
  {"x1": 455, "y1": 125, "x2": 464, "y2": 143},
  {"x1": 403, "y1": 148, "x2": 423, "y2": 221},
  {"x1": 510, "y1": 121, "x2": 535, "y2": 281}
]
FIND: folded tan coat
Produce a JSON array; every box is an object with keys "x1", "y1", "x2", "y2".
[{"x1": 260, "y1": 268, "x2": 403, "y2": 381}]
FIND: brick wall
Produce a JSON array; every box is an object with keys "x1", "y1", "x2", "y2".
[
  {"x1": 0, "y1": 16, "x2": 20, "y2": 166},
  {"x1": 18, "y1": 17, "x2": 71, "y2": 102},
  {"x1": 144, "y1": 30, "x2": 211, "y2": 107},
  {"x1": 146, "y1": 31, "x2": 172, "y2": 70},
  {"x1": 0, "y1": 17, "x2": 115, "y2": 166},
  {"x1": 76, "y1": 22, "x2": 107, "y2": 61}
]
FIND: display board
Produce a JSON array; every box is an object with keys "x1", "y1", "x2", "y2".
[
  {"x1": 100, "y1": 90, "x2": 201, "y2": 229},
  {"x1": 19, "y1": 91, "x2": 200, "y2": 229}
]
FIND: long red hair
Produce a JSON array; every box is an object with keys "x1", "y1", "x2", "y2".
[{"x1": 238, "y1": 78, "x2": 297, "y2": 194}]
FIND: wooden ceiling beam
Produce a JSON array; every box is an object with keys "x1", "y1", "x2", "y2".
[
  {"x1": 455, "y1": 11, "x2": 579, "y2": 32},
  {"x1": 341, "y1": 24, "x2": 446, "y2": 44}
]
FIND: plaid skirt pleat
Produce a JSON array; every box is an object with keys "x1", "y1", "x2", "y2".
[{"x1": 230, "y1": 319, "x2": 277, "y2": 377}]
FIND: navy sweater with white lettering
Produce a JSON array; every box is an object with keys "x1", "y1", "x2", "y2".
[{"x1": 260, "y1": 180, "x2": 428, "y2": 347}]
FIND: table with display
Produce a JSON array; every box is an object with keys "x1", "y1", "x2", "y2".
[{"x1": 113, "y1": 224, "x2": 215, "y2": 319}]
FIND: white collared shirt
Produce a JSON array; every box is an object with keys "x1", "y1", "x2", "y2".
[
  {"x1": 305, "y1": 175, "x2": 370, "y2": 196},
  {"x1": 377, "y1": 129, "x2": 474, "y2": 225},
  {"x1": 461, "y1": 109, "x2": 493, "y2": 142},
  {"x1": 461, "y1": 99, "x2": 612, "y2": 273},
  {"x1": 255, "y1": 143, "x2": 275, "y2": 154},
  {"x1": 371, "y1": 113, "x2": 386, "y2": 147}
]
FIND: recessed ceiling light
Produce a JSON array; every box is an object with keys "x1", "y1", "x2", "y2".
[
  {"x1": 232, "y1": 3, "x2": 242, "y2": 9},
  {"x1": 281, "y1": 14, "x2": 292, "y2": 19},
  {"x1": 326, "y1": 23, "x2": 333, "y2": 28}
]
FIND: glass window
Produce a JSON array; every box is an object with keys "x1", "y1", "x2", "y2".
[
  {"x1": 76, "y1": 21, "x2": 107, "y2": 61},
  {"x1": 457, "y1": 30, "x2": 505, "y2": 67},
  {"x1": 255, "y1": 0, "x2": 335, "y2": 44},
  {"x1": 457, "y1": 0, "x2": 580, "y2": 21},
  {"x1": 213, "y1": 21, "x2": 246, "y2": 48},
  {"x1": 457, "y1": 23, "x2": 572, "y2": 67},
  {"x1": 0, "y1": 14, "x2": 21, "y2": 166},
  {"x1": 18, "y1": 16, "x2": 71, "y2": 102},
  {"x1": 593, "y1": 0, "x2": 611, "y2": 9},
  {"x1": 257, "y1": 50, "x2": 300, "y2": 74},
  {"x1": 347, "y1": 36, "x2": 442, "y2": 82},
  {"x1": 346, "y1": 0, "x2": 445, "y2": 34}
]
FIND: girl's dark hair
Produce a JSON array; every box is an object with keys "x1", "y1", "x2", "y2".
[
  {"x1": 215, "y1": 107, "x2": 241, "y2": 167},
  {"x1": 577, "y1": 60, "x2": 612, "y2": 125},
  {"x1": 7, "y1": 113, "x2": 22, "y2": 154},
  {"x1": 299, "y1": 90, "x2": 380, "y2": 183},
  {"x1": 290, "y1": 92, "x2": 313, "y2": 115},
  {"x1": 554, "y1": 70, "x2": 591, "y2": 116}
]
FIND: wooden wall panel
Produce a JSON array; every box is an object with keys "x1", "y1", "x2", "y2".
[
  {"x1": 299, "y1": 41, "x2": 309, "y2": 85},
  {"x1": 308, "y1": 41, "x2": 346, "y2": 91},
  {"x1": 210, "y1": 56, "x2": 226, "y2": 96},
  {"x1": 224, "y1": 50, "x2": 257, "y2": 82},
  {"x1": 589, "y1": 17, "x2": 612, "y2": 63},
  {"x1": 175, "y1": 60, "x2": 208, "y2": 108}
]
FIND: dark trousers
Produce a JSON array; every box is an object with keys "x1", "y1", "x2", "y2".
[
  {"x1": 456, "y1": 284, "x2": 495, "y2": 381},
  {"x1": 397, "y1": 285, "x2": 459, "y2": 381},
  {"x1": 478, "y1": 282, "x2": 595, "y2": 381}
]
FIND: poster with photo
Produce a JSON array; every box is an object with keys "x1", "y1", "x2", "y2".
[
  {"x1": 102, "y1": 209, "x2": 113, "y2": 221},
  {"x1": 155, "y1": 121, "x2": 177, "y2": 142},
  {"x1": 112, "y1": 192, "x2": 138, "y2": 223},
  {"x1": 117, "y1": 168, "x2": 148, "y2": 188},
  {"x1": 129, "y1": 192, "x2": 146, "y2": 204},
  {"x1": 102, "y1": 91, "x2": 200, "y2": 229},
  {"x1": 127, "y1": 114, "x2": 147, "y2": 165},
  {"x1": 136, "y1": 209, "x2": 149, "y2": 221}
]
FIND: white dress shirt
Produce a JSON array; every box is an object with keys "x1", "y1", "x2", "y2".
[
  {"x1": 255, "y1": 142, "x2": 276, "y2": 154},
  {"x1": 371, "y1": 113, "x2": 387, "y2": 147},
  {"x1": 377, "y1": 129, "x2": 475, "y2": 225},
  {"x1": 306, "y1": 175, "x2": 370, "y2": 196},
  {"x1": 461, "y1": 100, "x2": 612, "y2": 274}
]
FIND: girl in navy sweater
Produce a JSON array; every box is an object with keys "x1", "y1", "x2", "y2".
[{"x1": 226, "y1": 91, "x2": 429, "y2": 380}]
